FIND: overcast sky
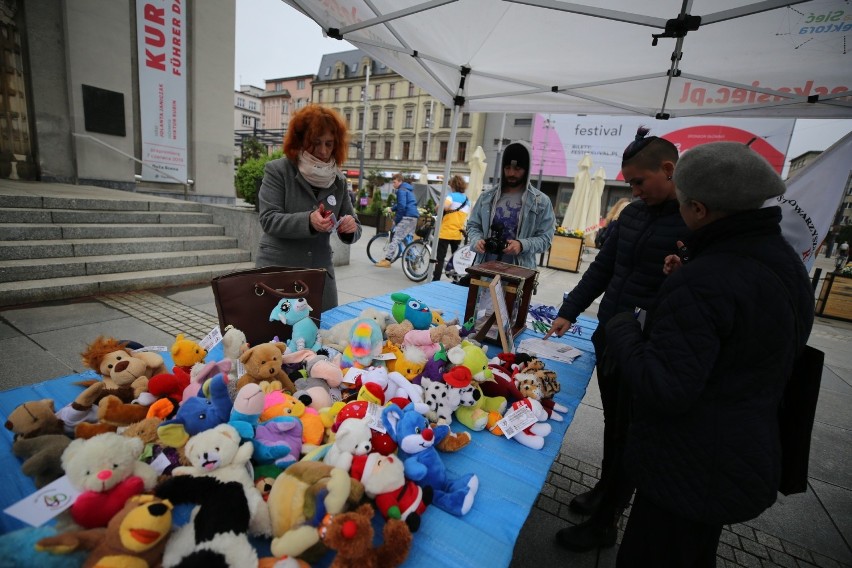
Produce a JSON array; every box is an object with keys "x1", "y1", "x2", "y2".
[{"x1": 234, "y1": 0, "x2": 852, "y2": 172}]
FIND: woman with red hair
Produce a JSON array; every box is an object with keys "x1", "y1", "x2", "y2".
[{"x1": 256, "y1": 104, "x2": 361, "y2": 310}]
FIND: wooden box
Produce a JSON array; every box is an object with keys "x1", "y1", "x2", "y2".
[
  {"x1": 816, "y1": 273, "x2": 852, "y2": 322},
  {"x1": 463, "y1": 261, "x2": 539, "y2": 344},
  {"x1": 547, "y1": 235, "x2": 583, "y2": 272}
]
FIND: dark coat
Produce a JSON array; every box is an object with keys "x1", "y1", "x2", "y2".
[
  {"x1": 256, "y1": 157, "x2": 362, "y2": 311},
  {"x1": 606, "y1": 206, "x2": 814, "y2": 525},
  {"x1": 558, "y1": 199, "x2": 687, "y2": 330}
]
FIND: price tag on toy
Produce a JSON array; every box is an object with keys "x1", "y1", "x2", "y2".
[
  {"x1": 342, "y1": 367, "x2": 365, "y2": 386},
  {"x1": 496, "y1": 404, "x2": 537, "y2": 439},
  {"x1": 132, "y1": 345, "x2": 168, "y2": 353},
  {"x1": 3, "y1": 475, "x2": 81, "y2": 527},
  {"x1": 199, "y1": 326, "x2": 223, "y2": 351},
  {"x1": 364, "y1": 402, "x2": 386, "y2": 433}
]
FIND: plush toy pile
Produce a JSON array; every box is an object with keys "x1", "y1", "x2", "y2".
[{"x1": 3, "y1": 295, "x2": 566, "y2": 567}]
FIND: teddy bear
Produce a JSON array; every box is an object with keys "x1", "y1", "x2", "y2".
[
  {"x1": 323, "y1": 417, "x2": 373, "y2": 471},
  {"x1": 80, "y1": 336, "x2": 167, "y2": 402},
  {"x1": 172, "y1": 423, "x2": 272, "y2": 536},
  {"x1": 349, "y1": 451, "x2": 431, "y2": 532},
  {"x1": 12, "y1": 434, "x2": 71, "y2": 488},
  {"x1": 155, "y1": 474, "x2": 258, "y2": 567},
  {"x1": 5, "y1": 383, "x2": 104, "y2": 439},
  {"x1": 62, "y1": 432, "x2": 158, "y2": 528},
  {"x1": 320, "y1": 503, "x2": 412, "y2": 568},
  {"x1": 386, "y1": 321, "x2": 462, "y2": 360},
  {"x1": 317, "y1": 307, "x2": 393, "y2": 352},
  {"x1": 170, "y1": 333, "x2": 207, "y2": 373},
  {"x1": 381, "y1": 403, "x2": 478, "y2": 516},
  {"x1": 73, "y1": 394, "x2": 151, "y2": 439},
  {"x1": 236, "y1": 342, "x2": 301, "y2": 393},
  {"x1": 35, "y1": 494, "x2": 173, "y2": 567},
  {"x1": 268, "y1": 461, "x2": 365, "y2": 562}
]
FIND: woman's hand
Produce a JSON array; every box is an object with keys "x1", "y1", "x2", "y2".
[
  {"x1": 663, "y1": 240, "x2": 687, "y2": 275},
  {"x1": 337, "y1": 215, "x2": 357, "y2": 234},
  {"x1": 310, "y1": 207, "x2": 334, "y2": 233},
  {"x1": 544, "y1": 317, "x2": 573, "y2": 339}
]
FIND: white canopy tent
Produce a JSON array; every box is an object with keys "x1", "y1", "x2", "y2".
[{"x1": 284, "y1": 0, "x2": 852, "y2": 261}]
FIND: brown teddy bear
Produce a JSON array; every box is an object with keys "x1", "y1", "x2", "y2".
[
  {"x1": 80, "y1": 336, "x2": 167, "y2": 401},
  {"x1": 320, "y1": 503, "x2": 412, "y2": 568},
  {"x1": 236, "y1": 342, "x2": 300, "y2": 393},
  {"x1": 36, "y1": 494, "x2": 173, "y2": 567},
  {"x1": 74, "y1": 395, "x2": 151, "y2": 439}
]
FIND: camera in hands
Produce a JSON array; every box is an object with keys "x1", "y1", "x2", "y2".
[{"x1": 484, "y1": 223, "x2": 508, "y2": 256}]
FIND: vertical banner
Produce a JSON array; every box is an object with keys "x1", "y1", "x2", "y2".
[
  {"x1": 136, "y1": 0, "x2": 187, "y2": 183},
  {"x1": 775, "y1": 132, "x2": 852, "y2": 270}
]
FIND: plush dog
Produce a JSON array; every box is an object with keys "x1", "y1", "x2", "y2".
[
  {"x1": 173, "y1": 423, "x2": 272, "y2": 536},
  {"x1": 36, "y1": 494, "x2": 173, "y2": 567},
  {"x1": 156, "y1": 475, "x2": 258, "y2": 567}
]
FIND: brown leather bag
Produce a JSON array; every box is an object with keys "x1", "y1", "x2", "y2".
[{"x1": 211, "y1": 266, "x2": 326, "y2": 347}]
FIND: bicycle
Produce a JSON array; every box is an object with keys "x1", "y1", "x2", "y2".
[{"x1": 367, "y1": 216, "x2": 435, "y2": 282}]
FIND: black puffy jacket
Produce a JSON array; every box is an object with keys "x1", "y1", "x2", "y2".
[
  {"x1": 558, "y1": 199, "x2": 687, "y2": 329},
  {"x1": 606, "y1": 206, "x2": 814, "y2": 524}
]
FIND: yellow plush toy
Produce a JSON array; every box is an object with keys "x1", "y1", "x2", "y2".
[{"x1": 170, "y1": 333, "x2": 207, "y2": 372}]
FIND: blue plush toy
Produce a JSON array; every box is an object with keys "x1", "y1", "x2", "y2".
[
  {"x1": 381, "y1": 403, "x2": 479, "y2": 516},
  {"x1": 158, "y1": 373, "x2": 233, "y2": 447},
  {"x1": 269, "y1": 297, "x2": 321, "y2": 352},
  {"x1": 390, "y1": 292, "x2": 433, "y2": 330}
]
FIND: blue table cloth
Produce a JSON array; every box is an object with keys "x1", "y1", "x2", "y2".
[{"x1": 0, "y1": 281, "x2": 597, "y2": 568}]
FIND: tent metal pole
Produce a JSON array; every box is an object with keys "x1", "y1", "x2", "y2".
[
  {"x1": 492, "y1": 112, "x2": 506, "y2": 185},
  {"x1": 431, "y1": 103, "x2": 462, "y2": 268}
]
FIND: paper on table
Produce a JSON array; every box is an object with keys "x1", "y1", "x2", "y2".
[
  {"x1": 517, "y1": 338, "x2": 583, "y2": 364},
  {"x1": 4, "y1": 475, "x2": 81, "y2": 526}
]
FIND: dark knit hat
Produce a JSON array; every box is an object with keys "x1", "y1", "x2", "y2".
[{"x1": 502, "y1": 143, "x2": 529, "y2": 171}]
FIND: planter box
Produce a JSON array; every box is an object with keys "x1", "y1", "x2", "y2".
[
  {"x1": 547, "y1": 235, "x2": 583, "y2": 272},
  {"x1": 358, "y1": 213, "x2": 378, "y2": 227},
  {"x1": 816, "y1": 272, "x2": 852, "y2": 322}
]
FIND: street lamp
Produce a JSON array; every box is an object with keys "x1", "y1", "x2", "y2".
[{"x1": 536, "y1": 115, "x2": 553, "y2": 190}]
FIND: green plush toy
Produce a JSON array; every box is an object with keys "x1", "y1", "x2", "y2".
[{"x1": 447, "y1": 341, "x2": 507, "y2": 430}]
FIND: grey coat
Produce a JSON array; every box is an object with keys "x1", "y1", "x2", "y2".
[{"x1": 256, "y1": 157, "x2": 362, "y2": 311}]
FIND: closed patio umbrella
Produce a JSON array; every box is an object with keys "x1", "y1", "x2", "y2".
[
  {"x1": 584, "y1": 166, "x2": 607, "y2": 247},
  {"x1": 562, "y1": 154, "x2": 593, "y2": 232},
  {"x1": 467, "y1": 146, "x2": 487, "y2": 206}
]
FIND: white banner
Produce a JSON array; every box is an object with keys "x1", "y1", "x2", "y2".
[
  {"x1": 774, "y1": 132, "x2": 852, "y2": 270},
  {"x1": 136, "y1": 0, "x2": 187, "y2": 183},
  {"x1": 531, "y1": 115, "x2": 795, "y2": 180}
]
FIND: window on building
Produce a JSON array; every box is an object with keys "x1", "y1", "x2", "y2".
[
  {"x1": 439, "y1": 141, "x2": 448, "y2": 161},
  {"x1": 385, "y1": 109, "x2": 394, "y2": 129},
  {"x1": 374, "y1": 85, "x2": 381, "y2": 99},
  {"x1": 297, "y1": 79, "x2": 305, "y2": 89},
  {"x1": 237, "y1": 97, "x2": 245, "y2": 108},
  {"x1": 358, "y1": 111, "x2": 364, "y2": 130},
  {"x1": 384, "y1": 141, "x2": 391, "y2": 159},
  {"x1": 408, "y1": 82, "x2": 415, "y2": 97},
  {"x1": 347, "y1": 87, "x2": 352, "y2": 101},
  {"x1": 275, "y1": 83, "x2": 282, "y2": 92},
  {"x1": 283, "y1": 101, "x2": 289, "y2": 112},
  {"x1": 424, "y1": 106, "x2": 432, "y2": 128},
  {"x1": 333, "y1": 89, "x2": 339, "y2": 103},
  {"x1": 389, "y1": 83, "x2": 396, "y2": 98},
  {"x1": 461, "y1": 113, "x2": 470, "y2": 128},
  {"x1": 370, "y1": 141, "x2": 377, "y2": 159},
  {"x1": 403, "y1": 141, "x2": 411, "y2": 160},
  {"x1": 514, "y1": 117, "x2": 533, "y2": 126},
  {"x1": 249, "y1": 101, "x2": 257, "y2": 111},
  {"x1": 241, "y1": 114, "x2": 252, "y2": 127},
  {"x1": 345, "y1": 112, "x2": 352, "y2": 127},
  {"x1": 371, "y1": 110, "x2": 379, "y2": 130},
  {"x1": 442, "y1": 108, "x2": 452, "y2": 128},
  {"x1": 317, "y1": 91, "x2": 323, "y2": 104},
  {"x1": 404, "y1": 109, "x2": 413, "y2": 129},
  {"x1": 324, "y1": 66, "x2": 331, "y2": 77},
  {"x1": 457, "y1": 141, "x2": 467, "y2": 162},
  {"x1": 421, "y1": 141, "x2": 428, "y2": 161}
]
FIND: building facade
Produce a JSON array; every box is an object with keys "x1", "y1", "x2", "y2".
[
  {"x1": 235, "y1": 85, "x2": 263, "y2": 131},
  {"x1": 312, "y1": 49, "x2": 486, "y2": 188},
  {"x1": 3, "y1": 0, "x2": 236, "y2": 203}
]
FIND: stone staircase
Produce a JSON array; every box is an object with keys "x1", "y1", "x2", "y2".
[{"x1": 0, "y1": 186, "x2": 255, "y2": 307}]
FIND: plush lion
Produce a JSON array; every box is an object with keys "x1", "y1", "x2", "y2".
[{"x1": 80, "y1": 336, "x2": 167, "y2": 400}]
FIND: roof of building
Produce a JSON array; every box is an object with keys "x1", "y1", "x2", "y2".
[{"x1": 316, "y1": 48, "x2": 393, "y2": 82}]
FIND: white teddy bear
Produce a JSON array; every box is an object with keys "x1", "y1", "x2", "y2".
[
  {"x1": 173, "y1": 423, "x2": 272, "y2": 536},
  {"x1": 323, "y1": 417, "x2": 373, "y2": 471}
]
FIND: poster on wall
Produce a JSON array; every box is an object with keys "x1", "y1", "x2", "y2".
[
  {"x1": 136, "y1": 0, "x2": 187, "y2": 183},
  {"x1": 531, "y1": 115, "x2": 795, "y2": 180}
]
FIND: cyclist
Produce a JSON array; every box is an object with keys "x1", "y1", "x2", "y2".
[
  {"x1": 433, "y1": 174, "x2": 470, "y2": 281},
  {"x1": 376, "y1": 173, "x2": 419, "y2": 268}
]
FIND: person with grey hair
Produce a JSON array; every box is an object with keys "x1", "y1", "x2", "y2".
[{"x1": 604, "y1": 142, "x2": 814, "y2": 567}]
